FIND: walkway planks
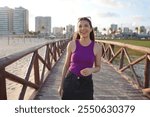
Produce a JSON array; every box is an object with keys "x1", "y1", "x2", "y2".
[{"x1": 34, "y1": 52, "x2": 148, "y2": 100}]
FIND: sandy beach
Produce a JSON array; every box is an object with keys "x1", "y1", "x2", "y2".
[{"x1": 0, "y1": 37, "x2": 52, "y2": 99}]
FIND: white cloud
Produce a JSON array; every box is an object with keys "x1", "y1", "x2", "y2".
[
  {"x1": 91, "y1": 0, "x2": 127, "y2": 8},
  {"x1": 98, "y1": 12, "x2": 119, "y2": 18}
]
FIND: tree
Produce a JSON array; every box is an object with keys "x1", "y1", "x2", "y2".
[
  {"x1": 135, "y1": 27, "x2": 138, "y2": 33},
  {"x1": 93, "y1": 27, "x2": 98, "y2": 37},
  {"x1": 118, "y1": 27, "x2": 122, "y2": 33}
]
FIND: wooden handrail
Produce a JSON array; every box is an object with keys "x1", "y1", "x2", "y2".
[
  {"x1": 1, "y1": 39, "x2": 149, "y2": 99},
  {"x1": 0, "y1": 39, "x2": 70, "y2": 100},
  {"x1": 96, "y1": 40, "x2": 150, "y2": 89},
  {"x1": 98, "y1": 40, "x2": 150, "y2": 54}
]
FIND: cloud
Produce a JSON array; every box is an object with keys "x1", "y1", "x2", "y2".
[
  {"x1": 131, "y1": 15, "x2": 150, "y2": 27},
  {"x1": 98, "y1": 12, "x2": 119, "y2": 18},
  {"x1": 95, "y1": 0, "x2": 126, "y2": 8},
  {"x1": 132, "y1": 15, "x2": 145, "y2": 21}
]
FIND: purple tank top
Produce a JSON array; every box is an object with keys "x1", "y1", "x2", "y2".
[{"x1": 69, "y1": 40, "x2": 95, "y2": 76}]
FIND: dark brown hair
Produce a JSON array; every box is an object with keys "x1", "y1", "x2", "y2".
[{"x1": 74, "y1": 17, "x2": 95, "y2": 41}]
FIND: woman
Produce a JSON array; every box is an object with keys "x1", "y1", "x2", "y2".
[{"x1": 58, "y1": 17, "x2": 102, "y2": 100}]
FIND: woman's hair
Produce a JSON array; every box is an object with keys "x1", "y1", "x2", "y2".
[{"x1": 74, "y1": 17, "x2": 95, "y2": 41}]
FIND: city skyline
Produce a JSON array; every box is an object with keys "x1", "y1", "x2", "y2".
[{"x1": 0, "y1": 0, "x2": 150, "y2": 31}]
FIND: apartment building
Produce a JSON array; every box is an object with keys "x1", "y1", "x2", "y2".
[
  {"x1": 0, "y1": 7, "x2": 13, "y2": 35},
  {"x1": 111, "y1": 24, "x2": 118, "y2": 32},
  {"x1": 53, "y1": 27, "x2": 64, "y2": 38},
  {"x1": 66, "y1": 24, "x2": 75, "y2": 38},
  {"x1": 35, "y1": 16, "x2": 51, "y2": 36},
  {"x1": 13, "y1": 7, "x2": 29, "y2": 34},
  {"x1": 0, "y1": 6, "x2": 29, "y2": 35}
]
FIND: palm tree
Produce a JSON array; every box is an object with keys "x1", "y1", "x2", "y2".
[
  {"x1": 103, "y1": 28, "x2": 107, "y2": 39},
  {"x1": 108, "y1": 28, "x2": 112, "y2": 35},
  {"x1": 103, "y1": 28, "x2": 106, "y2": 31},
  {"x1": 93, "y1": 27, "x2": 98, "y2": 37},
  {"x1": 118, "y1": 27, "x2": 122, "y2": 33},
  {"x1": 41, "y1": 26, "x2": 45, "y2": 37},
  {"x1": 135, "y1": 27, "x2": 138, "y2": 33}
]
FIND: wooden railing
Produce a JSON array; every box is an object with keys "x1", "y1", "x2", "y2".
[
  {"x1": 1, "y1": 39, "x2": 149, "y2": 99},
  {"x1": 0, "y1": 39, "x2": 69, "y2": 100},
  {"x1": 96, "y1": 40, "x2": 150, "y2": 89}
]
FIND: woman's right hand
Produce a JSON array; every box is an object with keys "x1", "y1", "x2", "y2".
[{"x1": 58, "y1": 86, "x2": 63, "y2": 97}]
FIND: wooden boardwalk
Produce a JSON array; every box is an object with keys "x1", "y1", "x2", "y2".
[{"x1": 34, "y1": 53, "x2": 148, "y2": 100}]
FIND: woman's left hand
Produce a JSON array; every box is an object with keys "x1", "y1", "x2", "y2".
[{"x1": 80, "y1": 68, "x2": 92, "y2": 76}]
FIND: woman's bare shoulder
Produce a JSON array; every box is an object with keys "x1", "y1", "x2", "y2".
[
  {"x1": 67, "y1": 40, "x2": 76, "y2": 52},
  {"x1": 94, "y1": 42, "x2": 101, "y2": 50}
]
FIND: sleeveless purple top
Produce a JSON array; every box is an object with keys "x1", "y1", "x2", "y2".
[{"x1": 69, "y1": 40, "x2": 95, "y2": 76}]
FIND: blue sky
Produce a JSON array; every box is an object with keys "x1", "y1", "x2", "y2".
[{"x1": 0, "y1": 0, "x2": 150, "y2": 31}]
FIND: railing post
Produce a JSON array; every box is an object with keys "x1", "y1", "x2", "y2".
[
  {"x1": 0, "y1": 69, "x2": 7, "y2": 100},
  {"x1": 119, "y1": 48, "x2": 124, "y2": 69},
  {"x1": 47, "y1": 44, "x2": 51, "y2": 69},
  {"x1": 144, "y1": 55, "x2": 150, "y2": 88},
  {"x1": 34, "y1": 51, "x2": 40, "y2": 86},
  {"x1": 108, "y1": 44, "x2": 114, "y2": 60},
  {"x1": 53, "y1": 43, "x2": 57, "y2": 62}
]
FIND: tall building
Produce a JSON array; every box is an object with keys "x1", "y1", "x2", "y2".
[
  {"x1": 0, "y1": 7, "x2": 29, "y2": 35},
  {"x1": 123, "y1": 27, "x2": 130, "y2": 33},
  {"x1": 35, "y1": 16, "x2": 51, "y2": 36},
  {"x1": 13, "y1": 7, "x2": 29, "y2": 35},
  {"x1": 139, "y1": 26, "x2": 146, "y2": 34},
  {"x1": 66, "y1": 24, "x2": 75, "y2": 38},
  {"x1": 111, "y1": 24, "x2": 118, "y2": 32},
  {"x1": 0, "y1": 7, "x2": 13, "y2": 35},
  {"x1": 53, "y1": 27, "x2": 64, "y2": 38}
]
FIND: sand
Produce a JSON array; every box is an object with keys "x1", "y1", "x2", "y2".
[{"x1": 0, "y1": 37, "x2": 52, "y2": 99}]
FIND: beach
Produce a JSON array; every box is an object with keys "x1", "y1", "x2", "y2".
[{"x1": 0, "y1": 37, "x2": 53, "y2": 99}]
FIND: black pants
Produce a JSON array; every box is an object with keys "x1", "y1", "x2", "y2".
[{"x1": 62, "y1": 71, "x2": 94, "y2": 100}]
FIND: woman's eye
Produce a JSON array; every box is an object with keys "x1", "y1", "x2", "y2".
[
  {"x1": 78, "y1": 24, "x2": 89, "y2": 28},
  {"x1": 79, "y1": 25, "x2": 82, "y2": 28},
  {"x1": 84, "y1": 24, "x2": 89, "y2": 27}
]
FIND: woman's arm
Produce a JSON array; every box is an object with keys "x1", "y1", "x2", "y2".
[
  {"x1": 58, "y1": 41, "x2": 73, "y2": 96},
  {"x1": 91, "y1": 42, "x2": 102, "y2": 73}
]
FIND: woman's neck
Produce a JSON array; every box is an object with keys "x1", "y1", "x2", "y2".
[
  {"x1": 79, "y1": 38, "x2": 91, "y2": 46},
  {"x1": 80, "y1": 37, "x2": 90, "y2": 42}
]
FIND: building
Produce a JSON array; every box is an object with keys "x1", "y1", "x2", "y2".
[
  {"x1": 0, "y1": 7, "x2": 13, "y2": 35},
  {"x1": 66, "y1": 24, "x2": 75, "y2": 38},
  {"x1": 123, "y1": 27, "x2": 130, "y2": 33},
  {"x1": 35, "y1": 16, "x2": 51, "y2": 36},
  {"x1": 13, "y1": 7, "x2": 29, "y2": 35},
  {"x1": 139, "y1": 26, "x2": 146, "y2": 34},
  {"x1": 110, "y1": 24, "x2": 118, "y2": 32},
  {"x1": 53, "y1": 27, "x2": 64, "y2": 38},
  {"x1": 0, "y1": 7, "x2": 29, "y2": 35}
]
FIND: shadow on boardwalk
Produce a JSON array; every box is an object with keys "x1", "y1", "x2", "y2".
[{"x1": 34, "y1": 52, "x2": 148, "y2": 100}]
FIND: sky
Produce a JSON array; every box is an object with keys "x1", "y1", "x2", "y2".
[{"x1": 0, "y1": 0, "x2": 150, "y2": 31}]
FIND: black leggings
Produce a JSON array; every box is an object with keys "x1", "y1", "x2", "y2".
[{"x1": 62, "y1": 71, "x2": 94, "y2": 100}]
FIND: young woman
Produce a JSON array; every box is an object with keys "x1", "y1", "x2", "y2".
[{"x1": 58, "y1": 17, "x2": 102, "y2": 100}]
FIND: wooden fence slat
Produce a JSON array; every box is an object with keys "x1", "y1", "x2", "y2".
[
  {"x1": 144, "y1": 55, "x2": 150, "y2": 88},
  {"x1": 19, "y1": 52, "x2": 37, "y2": 99},
  {"x1": 0, "y1": 70, "x2": 7, "y2": 99},
  {"x1": 4, "y1": 71, "x2": 39, "y2": 89}
]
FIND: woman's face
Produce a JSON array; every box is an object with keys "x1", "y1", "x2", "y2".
[{"x1": 77, "y1": 20, "x2": 92, "y2": 39}]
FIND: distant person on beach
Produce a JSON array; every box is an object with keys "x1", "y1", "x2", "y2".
[{"x1": 58, "y1": 17, "x2": 102, "y2": 100}]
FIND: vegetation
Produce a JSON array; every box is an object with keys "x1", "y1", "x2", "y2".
[{"x1": 98, "y1": 39, "x2": 150, "y2": 48}]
